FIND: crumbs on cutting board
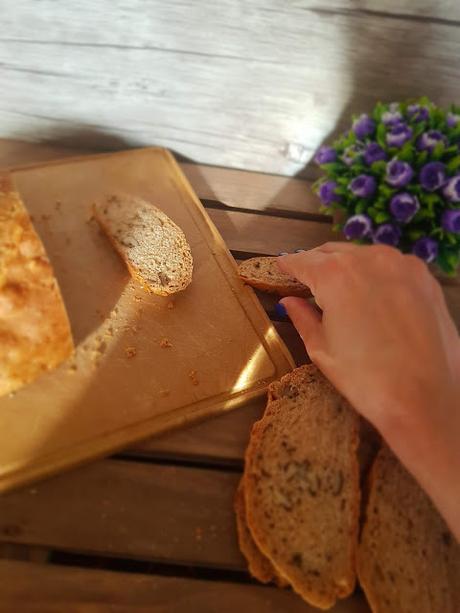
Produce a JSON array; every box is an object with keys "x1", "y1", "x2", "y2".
[
  {"x1": 55, "y1": 200, "x2": 62, "y2": 212},
  {"x1": 160, "y1": 338, "x2": 172, "y2": 349},
  {"x1": 159, "y1": 389, "x2": 170, "y2": 398},
  {"x1": 125, "y1": 346, "x2": 137, "y2": 358},
  {"x1": 167, "y1": 301, "x2": 174, "y2": 310},
  {"x1": 188, "y1": 370, "x2": 199, "y2": 386}
]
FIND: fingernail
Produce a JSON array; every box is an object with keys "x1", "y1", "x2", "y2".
[
  {"x1": 295, "y1": 249, "x2": 305, "y2": 253},
  {"x1": 275, "y1": 302, "x2": 287, "y2": 318},
  {"x1": 278, "y1": 251, "x2": 289, "y2": 256}
]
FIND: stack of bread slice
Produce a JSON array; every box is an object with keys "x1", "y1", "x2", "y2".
[{"x1": 236, "y1": 364, "x2": 460, "y2": 612}]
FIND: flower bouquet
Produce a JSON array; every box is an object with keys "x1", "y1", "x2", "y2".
[{"x1": 314, "y1": 98, "x2": 460, "y2": 275}]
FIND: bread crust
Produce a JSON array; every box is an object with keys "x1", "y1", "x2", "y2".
[
  {"x1": 238, "y1": 257, "x2": 311, "y2": 298},
  {"x1": 0, "y1": 176, "x2": 73, "y2": 396}
]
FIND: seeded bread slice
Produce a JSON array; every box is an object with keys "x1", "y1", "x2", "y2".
[
  {"x1": 0, "y1": 176, "x2": 74, "y2": 397},
  {"x1": 244, "y1": 364, "x2": 360, "y2": 610},
  {"x1": 238, "y1": 257, "x2": 311, "y2": 298},
  {"x1": 358, "y1": 446, "x2": 460, "y2": 613},
  {"x1": 235, "y1": 478, "x2": 288, "y2": 587},
  {"x1": 94, "y1": 195, "x2": 193, "y2": 296}
]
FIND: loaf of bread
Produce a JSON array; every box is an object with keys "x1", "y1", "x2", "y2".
[
  {"x1": 244, "y1": 364, "x2": 360, "y2": 609},
  {"x1": 0, "y1": 176, "x2": 74, "y2": 397},
  {"x1": 234, "y1": 478, "x2": 288, "y2": 587},
  {"x1": 238, "y1": 256, "x2": 310, "y2": 298},
  {"x1": 358, "y1": 446, "x2": 460, "y2": 613},
  {"x1": 94, "y1": 194, "x2": 193, "y2": 296}
]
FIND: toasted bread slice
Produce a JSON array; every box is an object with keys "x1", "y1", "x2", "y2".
[
  {"x1": 235, "y1": 478, "x2": 288, "y2": 587},
  {"x1": 244, "y1": 364, "x2": 360, "y2": 609},
  {"x1": 0, "y1": 176, "x2": 74, "y2": 397},
  {"x1": 358, "y1": 446, "x2": 460, "y2": 613},
  {"x1": 94, "y1": 194, "x2": 193, "y2": 296},
  {"x1": 238, "y1": 257, "x2": 310, "y2": 298}
]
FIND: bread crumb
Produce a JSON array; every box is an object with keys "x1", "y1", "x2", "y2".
[
  {"x1": 67, "y1": 363, "x2": 78, "y2": 373},
  {"x1": 65, "y1": 236, "x2": 72, "y2": 246},
  {"x1": 167, "y1": 301, "x2": 174, "y2": 310},
  {"x1": 134, "y1": 295, "x2": 142, "y2": 302},
  {"x1": 86, "y1": 212, "x2": 95, "y2": 224},
  {"x1": 41, "y1": 213, "x2": 51, "y2": 222},
  {"x1": 195, "y1": 527, "x2": 203, "y2": 542},
  {"x1": 125, "y1": 346, "x2": 137, "y2": 358},
  {"x1": 189, "y1": 369, "x2": 199, "y2": 385},
  {"x1": 159, "y1": 389, "x2": 170, "y2": 398},
  {"x1": 160, "y1": 338, "x2": 172, "y2": 348},
  {"x1": 55, "y1": 201, "x2": 62, "y2": 212}
]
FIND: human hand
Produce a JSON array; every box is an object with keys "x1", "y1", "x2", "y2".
[{"x1": 278, "y1": 242, "x2": 460, "y2": 539}]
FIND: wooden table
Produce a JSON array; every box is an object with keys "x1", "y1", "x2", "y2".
[{"x1": 0, "y1": 140, "x2": 458, "y2": 613}]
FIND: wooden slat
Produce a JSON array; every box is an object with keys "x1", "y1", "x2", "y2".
[
  {"x1": 2, "y1": 2, "x2": 460, "y2": 175},
  {"x1": 0, "y1": 460, "x2": 244, "y2": 570},
  {"x1": 209, "y1": 208, "x2": 334, "y2": 255},
  {"x1": 0, "y1": 560, "x2": 370, "y2": 613}
]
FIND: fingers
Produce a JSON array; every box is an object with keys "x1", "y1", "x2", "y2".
[{"x1": 280, "y1": 297, "x2": 324, "y2": 356}]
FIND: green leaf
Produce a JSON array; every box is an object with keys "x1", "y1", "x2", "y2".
[
  {"x1": 398, "y1": 141, "x2": 415, "y2": 163},
  {"x1": 447, "y1": 155, "x2": 460, "y2": 174},
  {"x1": 355, "y1": 200, "x2": 368, "y2": 214},
  {"x1": 370, "y1": 160, "x2": 387, "y2": 175},
  {"x1": 322, "y1": 162, "x2": 345, "y2": 175},
  {"x1": 408, "y1": 229, "x2": 425, "y2": 241},
  {"x1": 376, "y1": 123, "x2": 387, "y2": 148},
  {"x1": 373, "y1": 102, "x2": 386, "y2": 123},
  {"x1": 374, "y1": 211, "x2": 390, "y2": 224},
  {"x1": 415, "y1": 150, "x2": 429, "y2": 168},
  {"x1": 437, "y1": 248, "x2": 460, "y2": 276},
  {"x1": 432, "y1": 141, "x2": 446, "y2": 160},
  {"x1": 332, "y1": 223, "x2": 342, "y2": 232},
  {"x1": 378, "y1": 184, "x2": 396, "y2": 199},
  {"x1": 444, "y1": 145, "x2": 458, "y2": 157}
]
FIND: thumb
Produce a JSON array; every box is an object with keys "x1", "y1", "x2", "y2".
[{"x1": 280, "y1": 297, "x2": 324, "y2": 358}]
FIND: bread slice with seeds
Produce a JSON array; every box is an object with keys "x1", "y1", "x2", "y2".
[
  {"x1": 244, "y1": 364, "x2": 360, "y2": 610},
  {"x1": 235, "y1": 478, "x2": 288, "y2": 587},
  {"x1": 238, "y1": 257, "x2": 310, "y2": 298},
  {"x1": 358, "y1": 446, "x2": 460, "y2": 613},
  {"x1": 94, "y1": 194, "x2": 193, "y2": 296}
]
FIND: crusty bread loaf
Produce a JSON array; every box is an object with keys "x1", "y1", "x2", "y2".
[
  {"x1": 358, "y1": 446, "x2": 460, "y2": 613},
  {"x1": 0, "y1": 176, "x2": 73, "y2": 397},
  {"x1": 235, "y1": 478, "x2": 288, "y2": 587},
  {"x1": 244, "y1": 364, "x2": 360, "y2": 609},
  {"x1": 238, "y1": 257, "x2": 310, "y2": 298},
  {"x1": 94, "y1": 195, "x2": 193, "y2": 296}
]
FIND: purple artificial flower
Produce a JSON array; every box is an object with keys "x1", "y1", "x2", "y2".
[
  {"x1": 364, "y1": 142, "x2": 387, "y2": 165},
  {"x1": 386, "y1": 159, "x2": 414, "y2": 187},
  {"x1": 419, "y1": 162, "x2": 447, "y2": 192},
  {"x1": 353, "y1": 114, "x2": 376, "y2": 139},
  {"x1": 349, "y1": 174, "x2": 377, "y2": 198},
  {"x1": 343, "y1": 214, "x2": 372, "y2": 240},
  {"x1": 382, "y1": 109, "x2": 403, "y2": 127},
  {"x1": 386, "y1": 123, "x2": 413, "y2": 148},
  {"x1": 373, "y1": 224, "x2": 401, "y2": 246},
  {"x1": 314, "y1": 146, "x2": 337, "y2": 165},
  {"x1": 341, "y1": 144, "x2": 364, "y2": 166},
  {"x1": 407, "y1": 104, "x2": 430, "y2": 122},
  {"x1": 441, "y1": 209, "x2": 460, "y2": 233},
  {"x1": 318, "y1": 180, "x2": 340, "y2": 206},
  {"x1": 442, "y1": 175, "x2": 460, "y2": 202},
  {"x1": 447, "y1": 112, "x2": 460, "y2": 128},
  {"x1": 412, "y1": 237, "x2": 438, "y2": 263},
  {"x1": 416, "y1": 130, "x2": 446, "y2": 152},
  {"x1": 389, "y1": 193, "x2": 420, "y2": 223}
]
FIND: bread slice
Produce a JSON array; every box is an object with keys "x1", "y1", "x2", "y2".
[
  {"x1": 358, "y1": 446, "x2": 460, "y2": 613},
  {"x1": 238, "y1": 257, "x2": 310, "y2": 298},
  {"x1": 244, "y1": 364, "x2": 360, "y2": 609},
  {"x1": 0, "y1": 176, "x2": 74, "y2": 397},
  {"x1": 235, "y1": 478, "x2": 288, "y2": 587},
  {"x1": 94, "y1": 194, "x2": 193, "y2": 296}
]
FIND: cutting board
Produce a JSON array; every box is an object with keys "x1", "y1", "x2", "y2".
[{"x1": 0, "y1": 147, "x2": 294, "y2": 493}]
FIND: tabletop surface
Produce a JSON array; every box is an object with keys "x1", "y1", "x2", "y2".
[
  {"x1": 2, "y1": 1, "x2": 460, "y2": 177},
  {"x1": 0, "y1": 139, "x2": 459, "y2": 612}
]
